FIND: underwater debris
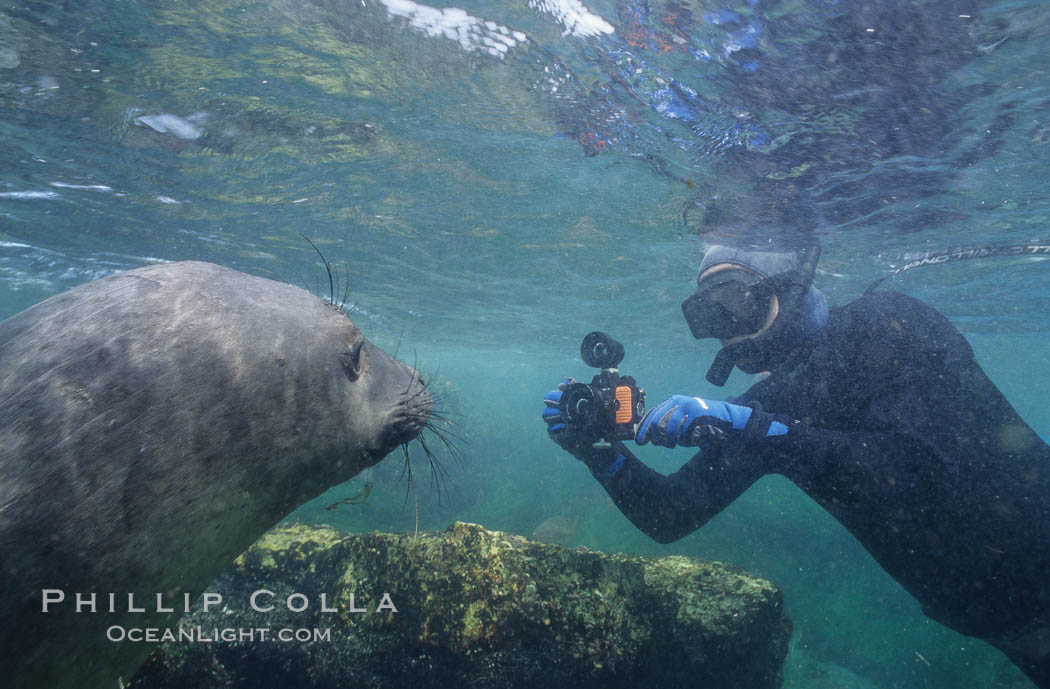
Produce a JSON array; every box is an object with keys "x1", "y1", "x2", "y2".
[
  {"x1": 129, "y1": 521, "x2": 790, "y2": 689},
  {"x1": 325, "y1": 483, "x2": 373, "y2": 510}
]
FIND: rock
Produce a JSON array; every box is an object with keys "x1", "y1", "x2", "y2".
[
  {"x1": 129, "y1": 522, "x2": 791, "y2": 689},
  {"x1": 531, "y1": 514, "x2": 578, "y2": 545}
]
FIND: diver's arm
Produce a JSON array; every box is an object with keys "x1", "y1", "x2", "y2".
[
  {"x1": 581, "y1": 441, "x2": 766, "y2": 544},
  {"x1": 544, "y1": 383, "x2": 768, "y2": 543},
  {"x1": 589, "y1": 415, "x2": 936, "y2": 546}
]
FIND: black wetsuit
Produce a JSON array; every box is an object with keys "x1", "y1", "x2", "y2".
[{"x1": 584, "y1": 290, "x2": 1050, "y2": 685}]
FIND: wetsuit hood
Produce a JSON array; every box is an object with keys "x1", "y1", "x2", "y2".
[{"x1": 697, "y1": 243, "x2": 826, "y2": 385}]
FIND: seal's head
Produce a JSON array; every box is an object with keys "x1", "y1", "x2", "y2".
[
  {"x1": 0, "y1": 261, "x2": 442, "y2": 689},
  {"x1": 346, "y1": 337, "x2": 434, "y2": 465}
]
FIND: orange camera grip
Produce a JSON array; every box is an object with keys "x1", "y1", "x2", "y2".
[{"x1": 614, "y1": 386, "x2": 633, "y2": 424}]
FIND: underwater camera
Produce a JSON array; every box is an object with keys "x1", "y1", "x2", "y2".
[{"x1": 560, "y1": 331, "x2": 646, "y2": 445}]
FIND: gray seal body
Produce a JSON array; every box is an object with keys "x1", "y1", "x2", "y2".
[{"x1": 0, "y1": 261, "x2": 430, "y2": 689}]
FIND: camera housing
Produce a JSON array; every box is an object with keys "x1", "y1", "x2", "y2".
[{"x1": 560, "y1": 332, "x2": 645, "y2": 443}]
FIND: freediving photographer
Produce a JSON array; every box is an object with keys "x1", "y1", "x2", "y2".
[{"x1": 542, "y1": 213, "x2": 1050, "y2": 687}]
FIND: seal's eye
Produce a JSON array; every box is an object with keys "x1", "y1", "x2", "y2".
[{"x1": 343, "y1": 339, "x2": 366, "y2": 380}]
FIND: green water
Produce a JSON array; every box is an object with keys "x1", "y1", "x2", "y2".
[{"x1": 3, "y1": 0, "x2": 1050, "y2": 686}]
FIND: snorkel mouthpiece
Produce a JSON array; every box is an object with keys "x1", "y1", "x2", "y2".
[{"x1": 706, "y1": 347, "x2": 736, "y2": 386}]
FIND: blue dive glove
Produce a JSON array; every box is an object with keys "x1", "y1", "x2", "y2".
[
  {"x1": 542, "y1": 378, "x2": 573, "y2": 434},
  {"x1": 636, "y1": 394, "x2": 788, "y2": 448},
  {"x1": 543, "y1": 378, "x2": 600, "y2": 456}
]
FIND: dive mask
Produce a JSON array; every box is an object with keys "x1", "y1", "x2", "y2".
[{"x1": 681, "y1": 268, "x2": 772, "y2": 340}]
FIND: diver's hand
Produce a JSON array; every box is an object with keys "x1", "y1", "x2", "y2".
[
  {"x1": 636, "y1": 395, "x2": 788, "y2": 448},
  {"x1": 542, "y1": 378, "x2": 599, "y2": 457}
]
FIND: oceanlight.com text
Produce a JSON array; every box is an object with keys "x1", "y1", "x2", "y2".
[{"x1": 106, "y1": 625, "x2": 333, "y2": 643}]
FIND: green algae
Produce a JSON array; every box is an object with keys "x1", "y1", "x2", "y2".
[{"x1": 132, "y1": 521, "x2": 791, "y2": 689}]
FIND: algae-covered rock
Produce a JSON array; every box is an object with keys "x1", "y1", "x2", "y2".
[{"x1": 129, "y1": 521, "x2": 790, "y2": 689}]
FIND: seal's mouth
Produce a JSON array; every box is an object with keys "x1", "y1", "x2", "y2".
[
  {"x1": 382, "y1": 380, "x2": 433, "y2": 449},
  {"x1": 382, "y1": 371, "x2": 462, "y2": 505}
]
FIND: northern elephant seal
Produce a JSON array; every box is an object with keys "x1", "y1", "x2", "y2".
[{"x1": 0, "y1": 261, "x2": 431, "y2": 689}]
